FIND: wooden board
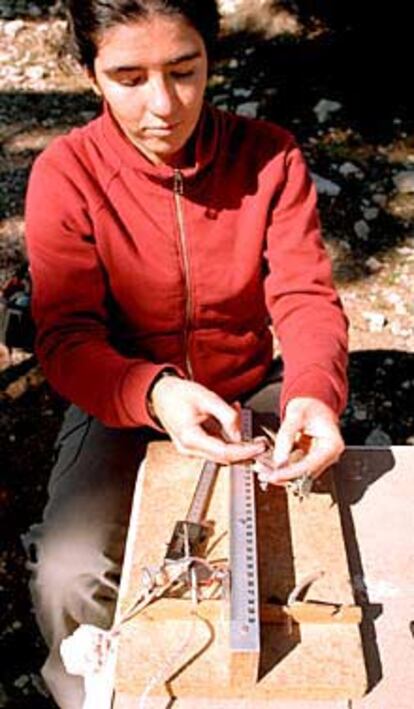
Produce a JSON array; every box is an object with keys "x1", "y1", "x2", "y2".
[{"x1": 113, "y1": 441, "x2": 367, "y2": 704}]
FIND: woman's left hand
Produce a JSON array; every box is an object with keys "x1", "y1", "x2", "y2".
[{"x1": 262, "y1": 397, "x2": 345, "y2": 485}]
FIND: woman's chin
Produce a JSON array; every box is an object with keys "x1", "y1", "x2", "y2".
[{"x1": 136, "y1": 135, "x2": 190, "y2": 167}]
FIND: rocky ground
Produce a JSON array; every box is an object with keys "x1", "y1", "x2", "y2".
[{"x1": 0, "y1": 1, "x2": 413, "y2": 706}]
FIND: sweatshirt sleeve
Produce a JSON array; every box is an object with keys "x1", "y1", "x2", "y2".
[
  {"x1": 25, "y1": 150, "x2": 183, "y2": 428},
  {"x1": 264, "y1": 140, "x2": 349, "y2": 417}
]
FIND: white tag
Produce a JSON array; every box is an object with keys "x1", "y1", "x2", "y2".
[
  {"x1": 61, "y1": 624, "x2": 115, "y2": 676},
  {"x1": 61, "y1": 625, "x2": 118, "y2": 709}
]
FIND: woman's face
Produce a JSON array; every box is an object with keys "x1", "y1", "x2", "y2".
[{"x1": 92, "y1": 13, "x2": 208, "y2": 166}]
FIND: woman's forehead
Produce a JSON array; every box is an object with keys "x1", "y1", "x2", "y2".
[{"x1": 95, "y1": 14, "x2": 205, "y2": 68}]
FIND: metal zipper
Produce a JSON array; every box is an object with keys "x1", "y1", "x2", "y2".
[{"x1": 173, "y1": 169, "x2": 194, "y2": 379}]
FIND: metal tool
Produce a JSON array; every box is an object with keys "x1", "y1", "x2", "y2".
[
  {"x1": 164, "y1": 458, "x2": 219, "y2": 562},
  {"x1": 229, "y1": 408, "x2": 260, "y2": 671},
  {"x1": 286, "y1": 471, "x2": 313, "y2": 502}
]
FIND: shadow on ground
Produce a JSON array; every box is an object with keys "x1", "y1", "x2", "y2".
[
  {"x1": 0, "y1": 90, "x2": 99, "y2": 220},
  {"x1": 343, "y1": 349, "x2": 414, "y2": 445},
  {"x1": 0, "y1": 0, "x2": 62, "y2": 21}
]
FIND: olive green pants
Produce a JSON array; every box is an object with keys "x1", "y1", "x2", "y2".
[{"x1": 23, "y1": 371, "x2": 281, "y2": 709}]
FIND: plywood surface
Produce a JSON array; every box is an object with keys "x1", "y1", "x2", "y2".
[{"x1": 113, "y1": 441, "x2": 367, "y2": 703}]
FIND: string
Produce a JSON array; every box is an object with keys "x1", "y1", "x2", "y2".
[{"x1": 110, "y1": 554, "x2": 229, "y2": 708}]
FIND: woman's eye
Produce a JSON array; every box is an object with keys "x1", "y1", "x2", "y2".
[
  {"x1": 171, "y1": 69, "x2": 195, "y2": 79},
  {"x1": 116, "y1": 75, "x2": 144, "y2": 87}
]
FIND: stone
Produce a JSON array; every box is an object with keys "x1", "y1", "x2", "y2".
[
  {"x1": 27, "y1": 3, "x2": 42, "y2": 18},
  {"x1": 386, "y1": 292, "x2": 403, "y2": 308},
  {"x1": 393, "y1": 171, "x2": 414, "y2": 194},
  {"x1": 354, "y1": 406, "x2": 368, "y2": 422},
  {"x1": 313, "y1": 98, "x2": 342, "y2": 123},
  {"x1": 13, "y1": 675, "x2": 29, "y2": 689},
  {"x1": 25, "y1": 66, "x2": 45, "y2": 81},
  {"x1": 219, "y1": 0, "x2": 244, "y2": 13},
  {"x1": 390, "y1": 321, "x2": 403, "y2": 336},
  {"x1": 311, "y1": 172, "x2": 341, "y2": 197},
  {"x1": 396, "y1": 245, "x2": 414, "y2": 255},
  {"x1": 365, "y1": 256, "x2": 382, "y2": 273},
  {"x1": 354, "y1": 220, "x2": 370, "y2": 240},
  {"x1": 339, "y1": 161, "x2": 363, "y2": 178},
  {"x1": 236, "y1": 101, "x2": 259, "y2": 118},
  {"x1": 79, "y1": 110, "x2": 97, "y2": 122},
  {"x1": 3, "y1": 19, "x2": 24, "y2": 38},
  {"x1": 365, "y1": 427, "x2": 393, "y2": 446},
  {"x1": 363, "y1": 207, "x2": 379, "y2": 221},
  {"x1": 372, "y1": 193, "x2": 387, "y2": 207},
  {"x1": 338, "y1": 239, "x2": 352, "y2": 252},
  {"x1": 362, "y1": 311, "x2": 386, "y2": 332},
  {"x1": 233, "y1": 87, "x2": 252, "y2": 98}
]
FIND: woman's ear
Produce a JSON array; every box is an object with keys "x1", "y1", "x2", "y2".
[{"x1": 86, "y1": 68, "x2": 102, "y2": 96}]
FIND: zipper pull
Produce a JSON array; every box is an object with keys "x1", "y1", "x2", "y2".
[{"x1": 173, "y1": 169, "x2": 184, "y2": 195}]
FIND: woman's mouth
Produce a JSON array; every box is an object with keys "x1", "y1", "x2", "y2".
[{"x1": 144, "y1": 123, "x2": 180, "y2": 136}]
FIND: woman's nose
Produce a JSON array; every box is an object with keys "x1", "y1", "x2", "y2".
[{"x1": 147, "y1": 75, "x2": 176, "y2": 117}]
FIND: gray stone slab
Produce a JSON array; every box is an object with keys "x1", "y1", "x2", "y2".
[{"x1": 335, "y1": 446, "x2": 414, "y2": 709}]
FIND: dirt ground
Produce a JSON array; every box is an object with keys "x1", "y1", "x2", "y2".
[{"x1": 0, "y1": 1, "x2": 413, "y2": 706}]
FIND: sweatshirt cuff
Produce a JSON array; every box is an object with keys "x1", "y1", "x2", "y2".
[
  {"x1": 280, "y1": 368, "x2": 347, "y2": 419},
  {"x1": 120, "y1": 361, "x2": 186, "y2": 429}
]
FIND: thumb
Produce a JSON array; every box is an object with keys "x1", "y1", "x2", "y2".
[
  {"x1": 273, "y1": 413, "x2": 301, "y2": 467},
  {"x1": 220, "y1": 401, "x2": 242, "y2": 443}
]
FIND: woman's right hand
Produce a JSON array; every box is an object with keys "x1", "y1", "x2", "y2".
[{"x1": 150, "y1": 375, "x2": 267, "y2": 464}]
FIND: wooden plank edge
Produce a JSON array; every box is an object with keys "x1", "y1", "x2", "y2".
[{"x1": 134, "y1": 598, "x2": 362, "y2": 625}]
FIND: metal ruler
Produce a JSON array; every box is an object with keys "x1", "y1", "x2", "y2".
[
  {"x1": 186, "y1": 458, "x2": 219, "y2": 523},
  {"x1": 229, "y1": 408, "x2": 261, "y2": 667},
  {"x1": 164, "y1": 408, "x2": 260, "y2": 679}
]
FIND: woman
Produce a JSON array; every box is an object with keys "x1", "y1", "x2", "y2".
[{"x1": 24, "y1": 1, "x2": 348, "y2": 706}]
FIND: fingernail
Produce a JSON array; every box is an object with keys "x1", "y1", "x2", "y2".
[
  {"x1": 253, "y1": 435, "x2": 268, "y2": 445},
  {"x1": 225, "y1": 429, "x2": 242, "y2": 443}
]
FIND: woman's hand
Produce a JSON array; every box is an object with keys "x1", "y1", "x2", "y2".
[
  {"x1": 150, "y1": 375, "x2": 267, "y2": 464},
  {"x1": 261, "y1": 397, "x2": 345, "y2": 486}
]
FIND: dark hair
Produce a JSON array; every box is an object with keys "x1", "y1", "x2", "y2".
[{"x1": 67, "y1": 0, "x2": 220, "y2": 70}]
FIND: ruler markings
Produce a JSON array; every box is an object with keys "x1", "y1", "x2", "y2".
[{"x1": 230, "y1": 408, "x2": 261, "y2": 652}]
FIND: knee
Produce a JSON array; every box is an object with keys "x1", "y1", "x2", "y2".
[{"x1": 28, "y1": 525, "x2": 121, "y2": 633}]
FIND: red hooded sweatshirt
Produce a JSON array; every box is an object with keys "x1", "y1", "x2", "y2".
[{"x1": 25, "y1": 103, "x2": 348, "y2": 428}]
